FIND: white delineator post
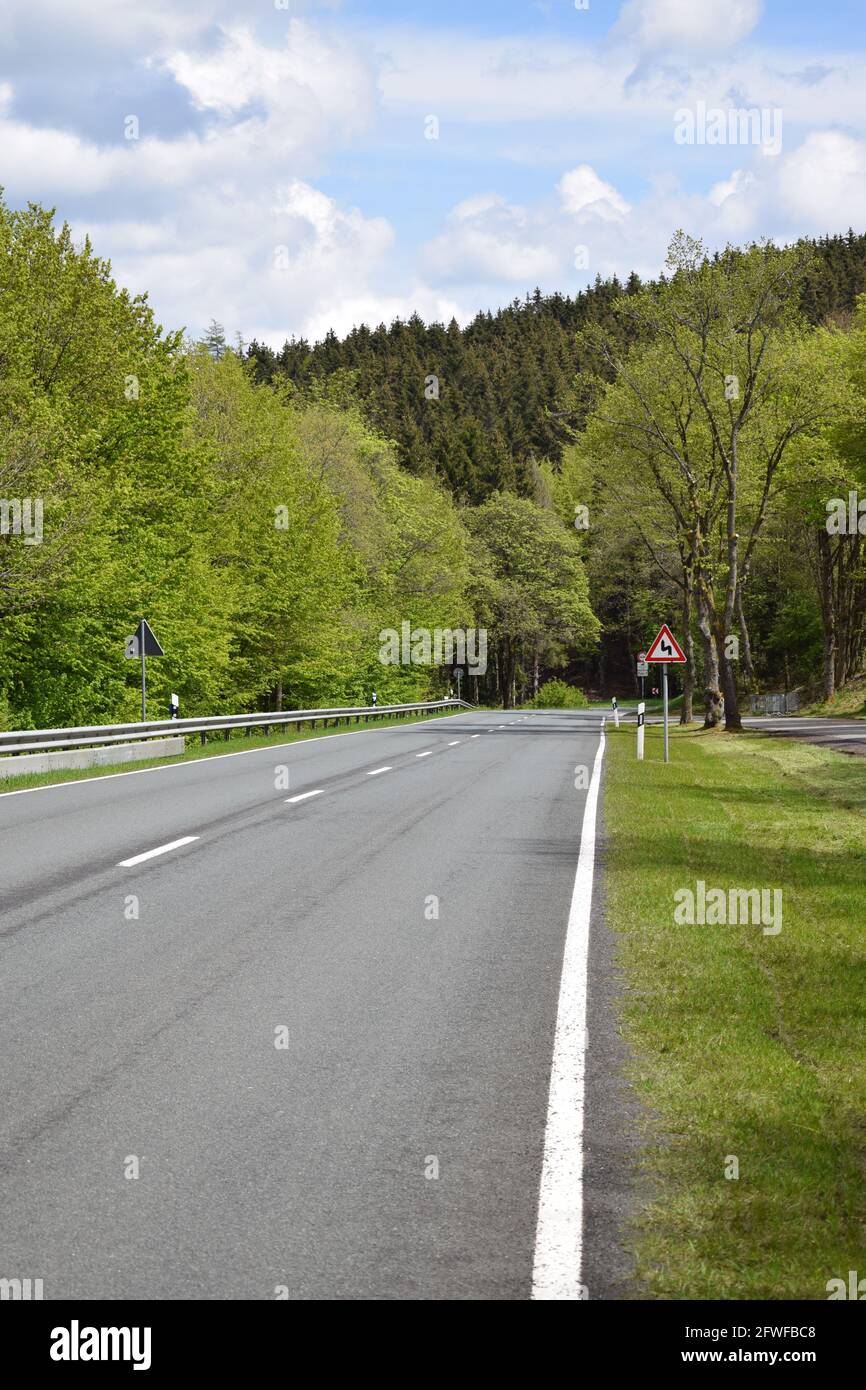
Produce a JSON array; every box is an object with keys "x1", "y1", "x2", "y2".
[
  {"x1": 612, "y1": 696, "x2": 620, "y2": 729},
  {"x1": 637, "y1": 701, "x2": 645, "y2": 760}
]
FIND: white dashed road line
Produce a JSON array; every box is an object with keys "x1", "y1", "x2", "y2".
[
  {"x1": 118, "y1": 836, "x2": 200, "y2": 868},
  {"x1": 416, "y1": 751, "x2": 433, "y2": 758},
  {"x1": 286, "y1": 790, "x2": 324, "y2": 804},
  {"x1": 366, "y1": 766, "x2": 392, "y2": 776}
]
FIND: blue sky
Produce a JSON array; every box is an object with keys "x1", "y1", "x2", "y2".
[{"x1": 1, "y1": 0, "x2": 864, "y2": 344}]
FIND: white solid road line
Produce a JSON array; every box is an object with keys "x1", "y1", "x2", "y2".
[
  {"x1": 531, "y1": 718, "x2": 606, "y2": 1301},
  {"x1": 416, "y1": 751, "x2": 433, "y2": 758},
  {"x1": 118, "y1": 836, "x2": 200, "y2": 868},
  {"x1": 285, "y1": 790, "x2": 324, "y2": 804},
  {"x1": 366, "y1": 766, "x2": 392, "y2": 776}
]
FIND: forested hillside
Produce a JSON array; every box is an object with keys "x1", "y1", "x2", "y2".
[
  {"x1": 246, "y1": 232, "x2": 866, "y2": 502},
  {"x1": 3, "y1": 197, "x2": 866, "y2": 728},
  {"x1": 247, "y1": 229, "x2": 866, "y2": 713}
]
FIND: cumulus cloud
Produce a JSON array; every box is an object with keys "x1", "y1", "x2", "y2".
[
  {"x1": 0, "y1": 2, "x2": 862, "y2": 346},
  {"x1": 775, "y1": 131, "x2": 866, "y2": 227},
  {"x1": 558, "y1": 165, "x2": 631, "y2": 219},
  {"x1": 80, "y1": 178, "x2": 397, "y2": 344},
  {"x1": 421, "y1": 195, "x2": 564, "y2": 285},
  {"x1": 0, "y1": 19, "x2": 394, "y2": 344},
  {"x1": 163, "y1": 21, "x2": 375, "y2": 133}
]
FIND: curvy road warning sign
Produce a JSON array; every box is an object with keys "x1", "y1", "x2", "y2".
[{"x1": 645, "y1": 624, "x2": 686, "y2": 663}]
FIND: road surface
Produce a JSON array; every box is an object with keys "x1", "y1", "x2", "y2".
[
  {"x1": 626, "y1": 708, "x2": 866, "y2": 756},
  {"x1": 0, "y1": 708, "x2": 626, "y2": 1301},
  {"x1": 742, "y1": 714, "x2": 866, "y2": 755}
]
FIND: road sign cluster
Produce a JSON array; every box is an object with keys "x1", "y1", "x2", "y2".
[{"x1": 636, "y1": 625, "x2": 686, "y2": 765}]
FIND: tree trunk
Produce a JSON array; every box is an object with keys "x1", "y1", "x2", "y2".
[
  {"x1": 696, "y1": 574, "x2": 723, "y2": 727},
  {"x1": 722, "y1": 454, "x2": 742, "y2": 732},
  {"x1": 680, "y1": 575, "x2": 695, "y2": 724},
  {"x1": 816, "y1": 528, "x2": 836, "y2": 700},
  {"x1": 501, "y1": 639, "x2": 516, "y2": 709},
  {"x1": 719, "y1": 650, "x2": 741, "y2": 731},
  {"x1": 736, "y1": 583, "x2": 755, "y2": 692}
]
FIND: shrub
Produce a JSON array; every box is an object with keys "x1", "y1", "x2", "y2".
[{"x1": 531, "y1": 679, "x2": 589, "y2": 709}]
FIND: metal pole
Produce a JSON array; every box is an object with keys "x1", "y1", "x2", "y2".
[
  {"x1": 140, "y1": 624, "x2": 146, "y2": 723},
  {"x1": 662, "y1": 665, "x2": 669, "y2": 763}
]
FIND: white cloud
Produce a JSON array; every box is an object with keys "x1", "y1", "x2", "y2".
[
  {"x1": 709, "y1": 169, "x2": 756, "y2": 206},
  {"x1": 377, "y1": 31, "x2": 640, "y2": 122},
  {"x1": 0, "y1": 4, "x2": 863, "y2": 349},
  {"x1": 302, "y1": 286, "x2": 466, "y2": 343},
  {"x1": 421, "y1": 196, "x2": 563, "y2": 285},
  {"x1": 558, "y1": 165, "x2": 631, "y2": 219},
  {"x1": 80, "y1": 178, "x2": 396, "y2": 344},
  {"x1": 613, "y1": 0, "x2": 763, "y2": 56},
  {"x1": 0, "y1": 19, "x2": 392, "y2": 344},
  {"x1": 163, "y1": 20, "x2": 375, "y2": 134},
  {"x1": 776, "y1": 131, "x2": 866, "y2": 228}
]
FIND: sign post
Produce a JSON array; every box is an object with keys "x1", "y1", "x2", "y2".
[
  {"x1": 124, "y1": 619, "x2": 165, "y2": 722},
  {"x1": 645, "y1": 624, "x2": 687, "y2": 764},
  {"x1": 637, "y1": 652, "x2": 648, "y2": 702},
  {"x1": 662, "y1": 666, "x2": 669, "y2": 763}
]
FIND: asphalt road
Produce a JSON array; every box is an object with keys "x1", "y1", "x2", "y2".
[
  {"x1": 625, "y1": 707, "x2": 866, "y2": 756},
  {"x1": 742, "y1": 714, "x2": 866, "y2": 755},
  {"x1": 0, "y1": 708, "x2": 624, "y2": 1301}
]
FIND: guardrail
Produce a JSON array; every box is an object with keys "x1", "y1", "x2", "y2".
[{"x1": 0, "y1": 699, "x2": 474, "y2": 758}]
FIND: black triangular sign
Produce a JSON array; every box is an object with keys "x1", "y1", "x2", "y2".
[{"x1": 137, "y1": 618, "x2": 164, "y2": 657}]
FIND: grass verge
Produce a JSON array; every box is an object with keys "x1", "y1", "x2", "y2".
[
  {"x1": 603, "y1": 721, "x2": 866, "y2": 1299},
  {"x1": 0, "y1": 708, "x2": 465, "y2": 794},
  {"x1": 801, "y1": 673, "x2": 866, "y2": 718}
]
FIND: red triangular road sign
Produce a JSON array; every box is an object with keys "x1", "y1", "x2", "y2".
[{"x1": 646, "y1": 624, "x2": 686, "y2": 663}]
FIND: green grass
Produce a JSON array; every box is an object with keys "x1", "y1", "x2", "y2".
[
  {"x1": 801, "y1": 673, "x2": 866, "y2": 718},
  {"x1": 603, "y1": 722, "x2": 866, "y2": 1299},
  {"x1": 586, "y1": 695, "x2": 683, "y2": 713},
  {"x1": 0, "y1": 708, "x2": 464, "y2": 793}
]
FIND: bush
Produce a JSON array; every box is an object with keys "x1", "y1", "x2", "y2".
[{"x1": 531, "y1": 679, "x2": 589, "y2": 709}]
